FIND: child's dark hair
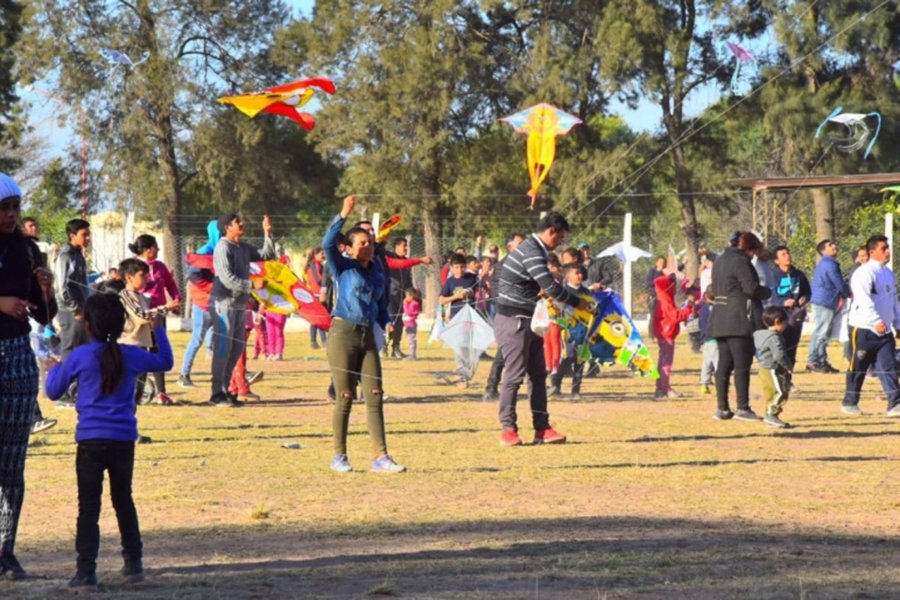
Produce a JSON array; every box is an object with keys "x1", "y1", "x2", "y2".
[
  {"x1": 119, "y1": 257, "x2": 149, "y2": 277},
  {"x1": 762, "y1": 306, "x2": 788, "y2": 328},
  {"x1": 128, "y1": 234, "x2": 157, "y2": 256},
  {"x1": 84, "y1": 293, "x2": 127, "y2": 394},
  {"x1": 563, "y1": 263, "x2": 586, "y2": 279},
  {"x1": 450, "y1": 253, "x2": 467, "y2": 266},
  {"x1": 547, "y1": 253, "x2": 561, "y2": 268},
  {"x1": 405, "y1": 287, "x2": 420, "y2": 300},
  {"x1": 703, "y1": 284, "x2": 714, "y2": 302},
  {"x1": 65, "y1": 218, "x2": 90, "y2": 239}
]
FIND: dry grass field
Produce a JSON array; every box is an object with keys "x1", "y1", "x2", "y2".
[{"x1": 4, "y1": 331, "x2": 899, "y2": 599}]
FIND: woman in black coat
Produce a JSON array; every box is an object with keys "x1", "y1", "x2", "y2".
[
  {"x1": 707, "y1": 232, "x2": 771, "y2": 420},
  {"x1": 0, "y1": 174, "x2": 57, "y2": 579}
]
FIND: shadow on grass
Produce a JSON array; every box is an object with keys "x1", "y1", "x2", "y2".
[
  {"x1": 552, "y1": 455, "x2": 898, "y2": 470},
  {"x1": 12, "y1": 516, "x2": 899, "y2": 599},
  {"x1": 623, "y1": 429, "x2": 900, "y2": 443}
]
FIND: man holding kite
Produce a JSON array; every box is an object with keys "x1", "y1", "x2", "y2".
[
  {"x1": 495, "y1": 211, "x2": 592, "y2": 446},
  {"x1": 209, "y1": 213, "x2": 277, "y2": 407}
]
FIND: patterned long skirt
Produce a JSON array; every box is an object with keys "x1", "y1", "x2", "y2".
[{"x1": 0, "y1": 335, "x2": 38, "y2": 554}]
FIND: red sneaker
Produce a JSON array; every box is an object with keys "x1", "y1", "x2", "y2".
[
  {"x1": 155, "y1": 393, "x2": 174, "y2": 406},
  {"x1": 534, "y1": 427, "x2": 567, "y2": 445},
  {"x1": 500, "y1": 429, "x2": 523, "y2": 447}
]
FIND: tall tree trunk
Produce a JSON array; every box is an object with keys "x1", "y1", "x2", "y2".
[
  {"x1": 421, "y1": 203, "x2": 442, "y2": 315},
  {"x1": 672, "y1": 145, "x2": 700, "y2": 280},
  {"x1": 812, "y1": 188, "x2": 833, "y2": 242},
  {"x1": 156, "y1": 112, "x2": 183, "y2": 299}
]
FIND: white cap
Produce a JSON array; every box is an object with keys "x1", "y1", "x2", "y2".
[{"x1": 0, "y1": 172, "x2": 21, "y2": 201}]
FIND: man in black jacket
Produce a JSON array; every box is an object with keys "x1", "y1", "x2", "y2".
[
  {"x1": 495, "y1": 212, "x2": 591, "y2": 446},
  {"x1": 55, "y1": 219, "x2": 91, "y2": 362}
]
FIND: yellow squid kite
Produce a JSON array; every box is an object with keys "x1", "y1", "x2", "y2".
[{"x1": 501, "y1": 103, "x2": 582, "y2": 209}]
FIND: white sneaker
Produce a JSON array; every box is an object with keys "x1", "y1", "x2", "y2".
[
  {"x1": 841, "y1": 405, "x2": 863, "y2": 416},
  {"x1": 886, "y1": 405, "x2": 900, "y2": 417}
]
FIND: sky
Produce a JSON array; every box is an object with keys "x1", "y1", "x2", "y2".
[{"x1": 21, "y1": 0, "x2": 723, "y2": 176}]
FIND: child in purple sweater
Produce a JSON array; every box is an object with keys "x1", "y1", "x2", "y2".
[{"x1": 46, "y1": 293, "x2": 174, "y2": 592}]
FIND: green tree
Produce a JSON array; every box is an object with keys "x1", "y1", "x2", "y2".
[
  {"x1": 596, "y1": 0, "x2": 768, "y2": 277},
  {"x1": 759, "y1": 0, "x2": 900, "y2": 241},
  {"x1": 15, "y1": 0, "x2": 290, "y2": 269},
  {"x1": 24, "y1": 156, "x2": 81, "y2": 243},
  {"x1": 275, "y1": 0, "x2": 500, "y2": 307},
  {"x1": 0, "y1": 0, "x2": 23, "y2": 173}
]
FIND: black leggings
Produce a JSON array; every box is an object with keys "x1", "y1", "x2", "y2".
[{"x1": 715, "y1": 337, "x2": 755, "y2": 412}]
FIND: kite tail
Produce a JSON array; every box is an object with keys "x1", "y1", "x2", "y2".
[
  {"x1": 815, "y1": 106, "x2": 844, "y2": 139},
  {"x1": 730, "y1": 60, "x2": 741, "y2": 93},
  {"x1": 863, "y1": 112, "x2": 882, "y2": 159}
]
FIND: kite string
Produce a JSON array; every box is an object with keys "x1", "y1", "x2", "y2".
[{"x1": 566, "y1": 0, "x2": 891, "y2": 227}]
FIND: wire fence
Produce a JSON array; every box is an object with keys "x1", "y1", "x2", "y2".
[{"x1": 54, "y1": 212, "x2": 680, "y2": 326}]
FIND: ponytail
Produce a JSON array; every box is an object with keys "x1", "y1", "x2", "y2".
[
  {"x1": 83, "y1": 294, "x2": 127, "y2": 394},
  {"x1": 100, "y1": 339, "x2": 124, "y2": 395}
]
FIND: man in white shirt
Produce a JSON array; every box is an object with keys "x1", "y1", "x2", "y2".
[{"x1": 843, "y1": 234, "x2": 900, "y2": 417}]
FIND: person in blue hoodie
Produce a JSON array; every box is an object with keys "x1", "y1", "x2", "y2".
[
  {"x1": 806, "y1": 239, "x2": 850, "y2": 373},
  {"x1": 46, "y1": 293, "x2": 174, "y2": 592},
  {"x1": 324, "y1": 195, "x2": 405, "y2": 474},
  {"x1": 178, "y1": 219, "x2": 219, "y2": 387}
]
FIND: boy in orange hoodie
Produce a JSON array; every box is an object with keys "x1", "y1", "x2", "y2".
[{"x1": 652, "y1": 273, "x2": 696, "y2": 399}]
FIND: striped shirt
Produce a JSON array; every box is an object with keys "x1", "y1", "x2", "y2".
[{"x1": 496, "y1": 233, "x2": 581, "y2": 318}]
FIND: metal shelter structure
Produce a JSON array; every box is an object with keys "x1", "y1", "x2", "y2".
[{"x1": 732, "y1": 173, "x2": 900, "y2": 244}]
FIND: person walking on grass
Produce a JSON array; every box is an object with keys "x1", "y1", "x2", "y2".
[
  {"x1": 652, "y1": 272, "x2": 696, "y2": 399},
  {"x1": 325, "y1": 195, "x2": 405, "y2": 474},
  {"x1": 842, "y1": 235, "x2": 900, "y2": 417},
  {"x1": 129, "y1": 235, "x2": 181, "y2": 405},
  {"x1": 0, "y1": 175, "x2": 57, "y2": 581},
  {"x1": 402, "y1": 288, "x2": 421, "y2": 360},
  {"x1": 46, "y1": 293, "x2": 174, "y2": 592},
  {"x1": 118, "y1": 258, "x2": 179, "y2": 441},
  {"x1": 769, "y1": 245, "x2": 810, "y2": 369},
  {"x1": 697, "y1": 286, "x2": 718, "y2": 395},
  {"x1": 55, "y1": 218, "x2": 91, "y2": 408},
  {"x1": 708, "y1": 232, "x2": 771, "y2": 422},
  {"x1": 495, "y1": 211, "x2": 591, "y2": 446},
  {"x1": 548, "y1": 263, "x2": 590, "y2": 400},
  {"x1": 439, "y1": 252, "x2": 480, "y2": 387},
  {"x1": 305, "y1": 247, "x2": 328, "y2": 350},
  {"x1": 209, "y1": 213, "x2": 276, "y2": 407},
  {"x1": 20, "y1": 215, "x2": 58, "y2": 434},
  {"x1": 754, "y1": 306, "x2": 794, "y2": 428},
  {"x1": 806, "y1": 239, "x2": 850, "y2": 373},
  {"x1": 483, "y1": 232, "x2": 526, "y2": 401}
]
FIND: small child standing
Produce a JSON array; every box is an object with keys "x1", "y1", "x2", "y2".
[
  {"x1": 46, "y1": 293, "x2": 174, "y2": 592},
  {"x1": 652, "y1": 273, "x2": 696, "y2": 399},
  {"x1": 753, "y1": 306, "x2": 793, "y2": 428},
  {"x1": 252, "y1": 304, "x2": 268, "y2": 360},
  {"x1": 698, "y1": 285, "x2": 719, "y2": 394},
  {"x1": 118, "y1": 258, "x2": 179, "y2": 412},
  {"x1": 543, "y1": 253, "x2": 563, "y2": 376},
  {"x1": 549, "y1": 264, "x2": 590, "y2": 399},
  {"x1": 439, "y1": 253, "x2": 479, "y2": 386},
  {"x1": 402, "y1": 288, "x2": 421, "y2": 360}
]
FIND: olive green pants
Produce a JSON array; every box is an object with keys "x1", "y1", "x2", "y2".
[{"x1": 327, "y1": 318, "x2": 387, "y2": 457}]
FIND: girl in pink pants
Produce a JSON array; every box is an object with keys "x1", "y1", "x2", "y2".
[{"x1": 265, "y1": 312, "x2": 287, "y2": 360}]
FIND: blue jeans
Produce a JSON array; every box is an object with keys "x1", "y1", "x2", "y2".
[
  {"x1": 807, "y1": 304, "x2": 835, "y2": 366},
  {"x1": 843, "y1": 327, "x2": 900, "y2": 409},
  {"x1": 180, "y1": 305, "x2": 213, "y2": 377}
]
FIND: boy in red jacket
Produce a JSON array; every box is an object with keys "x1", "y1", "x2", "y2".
[{"x1": 652, "y1": 273, "x2": 696, "y2": 399}]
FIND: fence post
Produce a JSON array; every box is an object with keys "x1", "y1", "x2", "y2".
[
  {"x1": 886, "y1": 212, "x2": 894, "y2": 272},
  {"x1": 623, "y1": 212, "x2": 633, "y2": 315}
]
